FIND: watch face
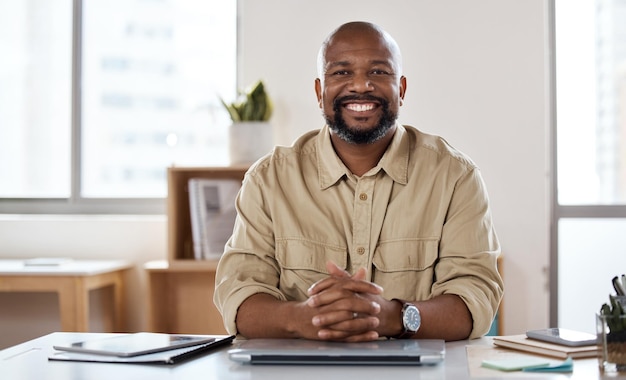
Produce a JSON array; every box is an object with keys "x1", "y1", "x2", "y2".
[{"x1": 403, "y1": 305, "x2": 421, "y2": 332}]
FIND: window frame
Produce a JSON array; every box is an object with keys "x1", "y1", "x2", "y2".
[{"x1": 548, "y1": 0, "x2": 626, "y2": 326}]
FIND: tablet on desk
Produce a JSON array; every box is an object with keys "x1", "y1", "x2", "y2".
[
  {"x1": 526, "y1": 328, "x2": 597, "y2": 347},
  {"x1": 53, "y1": 333, "x2": 222, "y2": 357},
  {"x1": 228, "y1": 338, "x2": 445, "y2": 365}
]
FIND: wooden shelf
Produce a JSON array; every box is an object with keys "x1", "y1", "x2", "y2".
[
  {"x1": 167, "y1": 166, "x2": 248, "y2": 261},
  {"x1": 146, "y1": 166, "x2": 248, "y2": 334}
]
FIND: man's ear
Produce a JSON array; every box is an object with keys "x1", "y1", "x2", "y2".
[
  {"x1": 399, "y1": 75, "x2": 407, "y2": 106},
  {"x1": 314, "y1": 78, "x2": 323, "y2": 108}
]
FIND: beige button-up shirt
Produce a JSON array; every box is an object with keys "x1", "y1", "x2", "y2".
[{"x1": 214, "y1": 124, "x2": 503, "y2": 339}]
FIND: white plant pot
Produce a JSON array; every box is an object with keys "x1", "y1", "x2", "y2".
[{"x1": 228, "y1": 121, "x2": 273, "y2": 165}]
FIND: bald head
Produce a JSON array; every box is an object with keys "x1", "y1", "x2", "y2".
[{"x1": 317, "y1": 22, "x2": 403, "y2": 78}]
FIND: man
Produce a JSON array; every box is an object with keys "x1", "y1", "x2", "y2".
[{"x1": 214, "y1": 21, "x2": 503, "y2": 342}]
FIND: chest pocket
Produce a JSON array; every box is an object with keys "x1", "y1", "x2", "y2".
[
  {"x1": 372, "y1": 239, "x2": 439, "y2": 300},
  {"x1": 275, "y1": 239, "x2": 347, "y2": 301}
]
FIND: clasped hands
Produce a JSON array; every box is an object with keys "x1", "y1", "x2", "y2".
[{"x1": 305, "y1": 261, "x2": 389, "y2": 342}]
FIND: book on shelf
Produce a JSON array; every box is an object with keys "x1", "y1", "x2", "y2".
[
  {"x1": 492, "y1": 334, "x2": 599, "y2": 359},
  {"x1": 188, "y1": 178, "x2": 241, "y2": 260}
]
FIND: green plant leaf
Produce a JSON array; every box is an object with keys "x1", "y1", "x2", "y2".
[{"x1": 220, "y1": 80, "x2": 273, "y2": 122}]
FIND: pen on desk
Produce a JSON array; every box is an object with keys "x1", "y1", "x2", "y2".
[{"x1": 613, "y1": 276, "x2": 626, "y2": 296}]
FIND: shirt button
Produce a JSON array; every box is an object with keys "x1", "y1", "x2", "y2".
[
  {"x1": 359, "y1": 193, "x2": 368, "y2": 201},
  {"x1": 356, "y1": 247, "x2": 366, "y2": 255}
]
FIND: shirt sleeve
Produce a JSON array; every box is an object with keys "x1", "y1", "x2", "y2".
[
  {"x1": 432, "y1": 166, "x2": 504, "y2": 339},
  {"x1": 213, "y1": 171, "x2": 285, "y2": 335}
]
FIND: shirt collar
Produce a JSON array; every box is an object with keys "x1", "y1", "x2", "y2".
[{"x1": 317, "y1": 123, "x2": 409, "y2": 189}]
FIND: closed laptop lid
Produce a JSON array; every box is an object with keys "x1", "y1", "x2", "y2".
[{"x1": 228, "y1": 338, "x2": 445, "y2": 366}]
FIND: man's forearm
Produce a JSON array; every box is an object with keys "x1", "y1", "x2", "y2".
[
  {"x1": 235, "y1": 287, "x2": 472, "y2": 342},
  {"x1": 407, "y1": 294, "x2": 472, "y2": 341},
  {"x1": 367, "y1": 294, "x2": 472, "y2": 341},
  {"x1": 235, "y1": 293, "x2": 314, "y2": 339}
]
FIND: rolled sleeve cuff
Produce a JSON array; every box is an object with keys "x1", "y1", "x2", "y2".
[{"x1": 444, "y1": 282, "x2": 502, "y2": 339}]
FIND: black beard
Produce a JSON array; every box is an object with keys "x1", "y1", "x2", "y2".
[{"x1": 325, "y1": 95, "x2": 397, "y2": 144}]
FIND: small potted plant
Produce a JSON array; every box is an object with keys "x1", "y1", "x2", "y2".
[
  {"x1": 221, "y1": 80, "x2": 273, "y2": 122},
  {"x1": 598, "y1": 295, "x2": 626, "y2": 372},
  {"x1": 221, "y1": 80, "x2": 274, "y2": 165}
]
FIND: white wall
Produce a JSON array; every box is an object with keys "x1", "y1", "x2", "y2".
[{"x1": 0, "y1": 0, "x2": 551, "y2": 348}]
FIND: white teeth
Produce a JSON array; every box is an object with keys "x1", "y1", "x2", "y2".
[{"x1": 346, "y1": 103, "x2": 375, "y2": 112}]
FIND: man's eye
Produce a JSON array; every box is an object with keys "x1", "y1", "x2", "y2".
[
  {"x1": 372, "y1": 69, "x2": 390, "y2": 75},
  {"x1": 331, "y1": 70, "x2": 350, "y2": 75}
]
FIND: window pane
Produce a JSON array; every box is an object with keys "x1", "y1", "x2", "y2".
[
  {"x1": 556, "y1": 0, "x2": 626, "y2": 205},
  {"x1": 81, "y1": 0, "x2": 236, "y2": 198},
  {"x1": 558, "y1": 218, "x2": 626, "y2": 333},
  {"x1": 0, "y1": 0, "x2": 72, "y2": 198}
]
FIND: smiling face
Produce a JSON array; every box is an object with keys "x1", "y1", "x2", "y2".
[{"x1": 315, "y1": 22, "x2": 406, "y2": 145}]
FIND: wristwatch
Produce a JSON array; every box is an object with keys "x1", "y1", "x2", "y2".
[{"x1": 395, "y1": 300, "x2": 421, "y2": 339}]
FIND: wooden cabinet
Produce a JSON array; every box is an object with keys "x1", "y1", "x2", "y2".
[
  {"x1": 145, "y1": 260, "x2": 225, "y2": 334},
  {"x1": 146, "y1": 166, "x2": 248, "y2": 334}
]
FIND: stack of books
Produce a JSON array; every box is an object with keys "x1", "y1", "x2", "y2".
[{"x1": 492, "y1": 334, "x2": 599, "y2": 359}]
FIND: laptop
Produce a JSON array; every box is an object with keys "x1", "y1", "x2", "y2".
[{"x1": 228, "y1": 338, "x2": 445, "y2": 365}]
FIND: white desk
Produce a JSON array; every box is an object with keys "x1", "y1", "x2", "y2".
[
  {"x1": 0, "y1": 260, "x2": 131, "y2": 332},
  {"x1": 1, "y1": 332, "x2": 624, "y2": 379}
]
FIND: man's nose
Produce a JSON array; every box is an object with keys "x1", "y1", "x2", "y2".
[{"x1": 348, "y1": 73, "x2": 374, "y2": 92}]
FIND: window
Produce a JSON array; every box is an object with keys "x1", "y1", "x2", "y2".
[
  {"x1": 0, "y1": 0, "x2": 237, "y2": 213},
  {"x1": 0, "y1": 0, "x2": 72, "y2": 199},
  {"x1": 553, "y1": 0, "x2": 626, "y2": 333},
  {"x1": 556, "y1": 0, "x2": 626, "y2": 205}
]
